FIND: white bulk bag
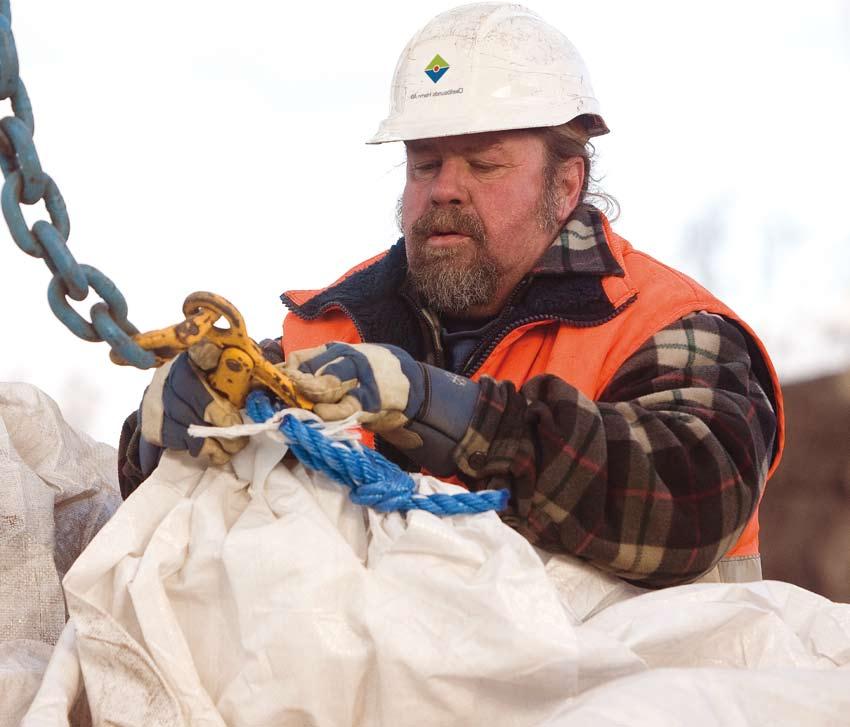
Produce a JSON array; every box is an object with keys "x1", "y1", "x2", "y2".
[
  {"x1": 0, "y1": 383, "x2": 120, "y2": 727},
  {"x1": 45, "y1": 427, "x2": 581, "y2": 726},
  {"x1": 19, "y1": 403, "x2": 850, "y2": 726}
]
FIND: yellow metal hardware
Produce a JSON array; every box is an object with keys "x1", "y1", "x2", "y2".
[{"x1": 111, "y1": 291, "x2": 311, "y2": 410}]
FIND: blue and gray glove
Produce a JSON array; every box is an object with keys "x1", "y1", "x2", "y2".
[
  {"x1": 283, "y1": 342, "x2": 480, "y2": 476},
  {"x1": 139, "y1": 343, "x2": 247, "y2": 471}
]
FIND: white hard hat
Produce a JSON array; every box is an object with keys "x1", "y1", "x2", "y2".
[{"x1": 368, "y1": 2, "x2": 609, "y2": 144}]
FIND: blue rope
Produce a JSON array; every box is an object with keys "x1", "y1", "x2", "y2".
[{"x1": 246, "y1": 390, "x2": 509, "y2": 517}]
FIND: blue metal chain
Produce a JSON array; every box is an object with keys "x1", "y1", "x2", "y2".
[
  {"x1": 246, "y1": 391, "x2": 510, "y2": 516},
  {"x1": 0, "y1": 2, "x2": 156, "y2": 369}
]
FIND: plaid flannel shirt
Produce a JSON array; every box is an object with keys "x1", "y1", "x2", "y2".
[{"x1": 448, "y1": 212, "x2": 777, "y2": 588}]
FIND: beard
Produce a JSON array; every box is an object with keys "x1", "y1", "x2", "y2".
[
  {"x1": 401, "y1": 171, "x2": 563, "y2": 316},
  {"x1": 404, "y1": 206, "x2": 501, "y2": 315}
]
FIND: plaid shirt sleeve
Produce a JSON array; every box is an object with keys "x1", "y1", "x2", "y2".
[{"x1": 453, "y1": 313, "x2": 778, "y2": 588}]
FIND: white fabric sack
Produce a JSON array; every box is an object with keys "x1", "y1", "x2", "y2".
[
  {"x1": 21, "y1": 408, "x2": 850, "y2": 726},
  {"x1": 18, "y1": 621, "x2": 83, "y2": 727},
  {"x1": 0, "y1": 383, "x2": 119, "y2": 727},
  {"x1": 543, "y1": 559, "x2": 850, "y2": 725},
  {"x1": 48, "y1": 428, "x2": 582, "y2": 726}
]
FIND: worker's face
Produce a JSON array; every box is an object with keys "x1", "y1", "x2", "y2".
[{"x1": 401, "y1": 130, "x2": 577, "y2": 317}]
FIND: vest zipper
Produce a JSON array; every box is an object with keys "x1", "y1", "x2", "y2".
[{"x1": 400, "y1": 290, "x2": 445, "y2": 368}]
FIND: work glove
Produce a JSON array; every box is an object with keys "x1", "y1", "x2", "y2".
[
  {"x1": 283, "y1": 342, "x2": 480, "y2": 477},
  {"x1": 140, "y1": 342, "x2": 248, "y2": 467}
]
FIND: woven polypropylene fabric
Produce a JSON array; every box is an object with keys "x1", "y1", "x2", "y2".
[{"x1": 0, "y1": 382, "x2": 120, "y2": 724}]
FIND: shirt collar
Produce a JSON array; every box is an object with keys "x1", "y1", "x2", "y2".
[{"x1": 531, "y1": 203, "x2": 625, "y2": 277}]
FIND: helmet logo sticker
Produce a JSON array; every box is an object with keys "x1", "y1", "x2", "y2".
[{"x1": 424, "y1": 54, "x2": 449, "y2": 83}]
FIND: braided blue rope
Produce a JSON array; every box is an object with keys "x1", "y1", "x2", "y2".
[{"x1": 246, "y1": 390, "x2": 509, "y2": 516}]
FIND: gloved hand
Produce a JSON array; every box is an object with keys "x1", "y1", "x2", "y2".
[
  {"x1": 140, "y1": 342, "x2": 248, "y2": 467},
  {"x1": 283, "y1": 342, "x2": 480, "y2": 476}
]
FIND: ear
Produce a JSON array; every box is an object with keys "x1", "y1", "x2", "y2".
[{"x1": 557, "y1": 156, "x2": 586, "y2": 222}]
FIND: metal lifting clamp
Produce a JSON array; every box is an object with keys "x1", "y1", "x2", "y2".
[{"x1": 112, "y1": 291, "x2": 312, "y2": 410}]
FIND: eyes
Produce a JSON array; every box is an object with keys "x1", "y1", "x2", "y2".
[{"x1": 409, "y1": 158, "x2": 504, "y2": 180}]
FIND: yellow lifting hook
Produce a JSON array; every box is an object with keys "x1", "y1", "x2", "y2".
[{"x1": 110, "y1": 292, "x2": 312, "y2": 411}]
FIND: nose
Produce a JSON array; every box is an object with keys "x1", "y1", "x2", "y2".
[{"x1": 429, "y1": 157, "x2": 469, "y2": 207}]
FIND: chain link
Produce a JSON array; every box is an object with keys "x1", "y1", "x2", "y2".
[{"x1": 0, "y1": 3, "x2": 156, "y2": 369}]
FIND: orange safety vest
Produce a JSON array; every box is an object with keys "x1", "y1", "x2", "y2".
[{"x1": 282, "y1": 216, "x2": 785, "y2": 560}]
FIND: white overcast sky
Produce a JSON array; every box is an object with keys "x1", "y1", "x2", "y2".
[{"x1": 2, "y1": 0, "x2": 849, "y2": 445}]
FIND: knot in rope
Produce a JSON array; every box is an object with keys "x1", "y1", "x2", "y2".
[{"x1": 245, "y1": 390, "x2": 509, "y2": 516}]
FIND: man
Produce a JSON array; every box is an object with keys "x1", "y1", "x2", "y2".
[{"x1": 121, "y1": 3, "x2": 783, "y2": 588}]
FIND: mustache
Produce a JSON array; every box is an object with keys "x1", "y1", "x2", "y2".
[{"x1": 409, "y1": 207, "x2": 486, "y2": 245}]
